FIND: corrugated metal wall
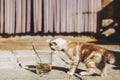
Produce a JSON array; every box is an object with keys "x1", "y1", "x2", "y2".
[{"x1": 0, "y1": 0, "x2": 101, "y2": 35}]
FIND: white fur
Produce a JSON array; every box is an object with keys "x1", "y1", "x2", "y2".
[
  {"x1": 49, "y1": 38, "x2": 113, "y2": 77},
  {"x1": 51, "y1": 38, "x2": 66, "y2": 47},
  {"x1": 67, "y1": 68, "x2": 76, "y2": 75},
  {"x1": 76, "y1": 45, "x2": 80, "y2": 61}
]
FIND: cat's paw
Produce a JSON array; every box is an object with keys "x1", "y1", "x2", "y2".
[
  {"x1": 79, "y1": 72, "x2": 87, "y2": 76},
  {"x1": 67, "y1": 71, "x2": 74, "y2": 76}
]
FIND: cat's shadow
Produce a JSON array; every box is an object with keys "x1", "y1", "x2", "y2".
[
  {"x1": 52, "y1": 66, "x2": 85, "y2": 74},
  {"x1": 111, "y1": 50, "x2": 120, "y2": 69},
  {"x1": 52, "y1": 66, "x2": 101, "y2": 77}
]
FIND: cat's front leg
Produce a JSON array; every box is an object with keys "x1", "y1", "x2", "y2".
[
  {"x1": 67, "y1": 67, "x2": 76, "y2": 75},
  {"x1": 67, "y1": 60, "x2": 79, "y2": 76}
]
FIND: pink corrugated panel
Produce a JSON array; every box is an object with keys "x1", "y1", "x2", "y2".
[
  {"x1": 60, "y1": 0, "x2": 66, "y2": 33},
  {"x1": 53, "y1": 0, "x2": 60, "y2": 33},
  {"x1": 5, "y1": 0, "x2": 9, "y2": 33},
  {"x1": 26, "y1": 0, "x2": 31, "y2": 32},
  {"x1": 21, "y1": 0, "x2": 26, "y2": 33},
  {"x1": 77, "y1": 0, "x2": 83, "y2": 33},
  {"x1": 73, "y1": 0, "x2": 77, "y2": 32},
  {"x1": 16, "y1": 0, "x2": 22, "y2": 33},
  {"x1": 11, "y1": 0, "x2": 15, "y2": 34},
  {"x1": 33, "y1": 0, "x2": 42, "y2": 33},
  {"x1": 44, "y1": 0, "x2": 49, "y2": 33},
  {"x1": 48, "y1": 0, "x2": 53, "y2": 32},
  {"x1": 0, "y1": 0, "x2": 4, "y2": 33},
  {"x1": 0, "y1": 0, "x2": 102, "y2": 34}
]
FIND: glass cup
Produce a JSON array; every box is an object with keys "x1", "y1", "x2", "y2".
[{"x1": 35, "y1": 51, "x2": 52, "y2": 75}]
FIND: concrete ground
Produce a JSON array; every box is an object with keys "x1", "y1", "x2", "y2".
[
  {"x1": 0, "y1": 49, "x2": 120, "y2": 80},
  {"x1": 0, "y1": 50, "x2": 78, "y2": 80},
  {"x1": 0, "y1": 36, "x2": 120, "y2": 80}
]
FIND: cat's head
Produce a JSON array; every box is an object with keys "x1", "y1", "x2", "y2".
[{"x1": 49, "y1": 38, "x2": 67, "y2": 51}]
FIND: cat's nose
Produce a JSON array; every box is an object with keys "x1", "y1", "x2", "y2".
[{"x1": 49, "y1": 43, "x2": 52, "y2": 47}]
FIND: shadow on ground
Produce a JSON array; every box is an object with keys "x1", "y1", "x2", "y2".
[
  {"x1": 52, "y1": 66, "x2": 101, "y2": 77},
  {"x1": 52, "y1": 66, "x2": 86, "y2": 74},
  {"x1": 111, "y1": 50, "x2": 120, "y2": 69},
  {"x1": 25, "y1": 65, "x2": 36, "y2": 73}
]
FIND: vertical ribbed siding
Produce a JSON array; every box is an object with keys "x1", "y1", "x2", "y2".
[
  {"x1": 21, "y1": 0, "x2": 26, "y2": 33},
  {"x1": 16, "y1": 0, "x2": 21, "y2": 33},
  {"x1": 53, "y1": 0, "x2": 60, "y2": 33},
  {"x1": 43, "y1": 0, "x2": 54, "y2": 33},
  {"x1": 26, "y1": 0, "x2": 31, "y2": 33},
  {"x1": 33, "y1": 0, "x2": 42, "y2": 33},
  {"x1": 0, "y1": 0, "x2": 101, "y2": 35},
  {"x1": 5, "y1": 0, "x2": 9, "y2": 33},
  {"x1": 0, "y1": 0, "x2": 4, "y2": 33},
  {"x1": 60, "y1": 0, "x2": 66, "y2": 33},
  {"x1": 76, "y1": 0, "x2": 83, "y2": 33}
]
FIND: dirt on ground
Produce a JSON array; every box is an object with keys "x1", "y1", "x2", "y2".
[
  {"x1": 0, "y1": 35, "x2": 97, "y2": 50},
  {"x1": 0, "y1": 35, "x2": 119, "y2": 50}
]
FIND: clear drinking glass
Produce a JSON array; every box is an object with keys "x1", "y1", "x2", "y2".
[{"x1": 36, "y1": 51, "x2": 52, "y2": 75}]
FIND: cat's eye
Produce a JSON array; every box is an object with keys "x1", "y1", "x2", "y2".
[{"x1": 50, "y1": 42, "x2": 57, "y2": 46}]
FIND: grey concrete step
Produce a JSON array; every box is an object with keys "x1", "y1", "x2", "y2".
[
  {"x1": 0, "y1": 50, "x2": 70, "y2": 69},
  {"x1": 12, "y1": 50, "x2": 37, "y2": 68},
  {"x1": 0, "y1": 50, "x2": 19, "y2": 68}
]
